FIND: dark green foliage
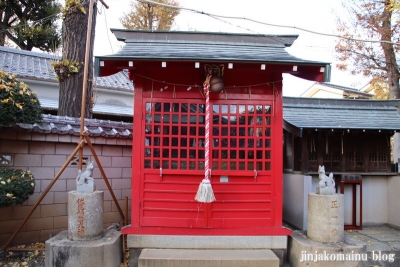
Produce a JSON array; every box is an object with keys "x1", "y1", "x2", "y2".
[
  {"x1": 0, "y1": 69, "x2": 42, "y2": 126},
  {"x1": 0, "y1": 0, "x2": 62, "y2": 51},
  {"x1": 0, "y1": 168, "x2": 35, "y2": 207}
]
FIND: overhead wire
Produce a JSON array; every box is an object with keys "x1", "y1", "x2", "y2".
[
  {"x1": 0, "y1": 12, "x2": 61, "y2": 34},
  {"x1": 206, "y1": 14, "x2": 260, "y2": 34},
  {"x1": 137, "y1": 0, "x2": 400, "y2": 46},
  {"x1": 100, "y1": 4, "x2": 114, "y2": 53}
]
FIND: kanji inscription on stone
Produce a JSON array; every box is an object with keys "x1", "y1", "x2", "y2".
[{"x1": 77, "y1": 198, "x2": 85, "y2": 236}]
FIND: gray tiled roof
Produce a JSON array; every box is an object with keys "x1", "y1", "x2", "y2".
[
  {"x1": 16, "y1": 114, "x2": 133, "y2": 138},
  {"x1": 100, "y1": 30, "x2": 329, "y2": 65},
  {"x1": 317, "y1": 82, "x2": 372, "y2": 97},
  {"x1": 283, "y1": 97, "x2": 400, "y2": 130},
  {"x1": 0, "y1": 46, "x2": 133, "y2": 90},
  {"x1": 95, "y1": 70, "x2": 133, "y2": 91},
  {"x1": 0, "y1": 46, "x2": 56, "y2": 80}
]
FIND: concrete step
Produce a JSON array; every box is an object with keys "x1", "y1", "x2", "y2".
[{"x1": 138, "y1": 249, "x2": 279, "y2": 267}]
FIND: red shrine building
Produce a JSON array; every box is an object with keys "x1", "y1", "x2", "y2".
[{"x1": 96, "y1": 30, "x2": 329, "y2": 236}]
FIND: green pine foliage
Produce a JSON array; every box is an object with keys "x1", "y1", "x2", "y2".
[
  {"x1": 0, "y1": 168, "x2": 35, "y2": 207},
  {"x1": 0, "y1": 0, "x2": 62, "y2": 51},
  {"x1": 0, "y1": 69, "x2": 42, "y2": 126}
]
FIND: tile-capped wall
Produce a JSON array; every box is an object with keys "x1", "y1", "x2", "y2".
[{"x1": 0, "y1": 129, "x2": 132, "y2": 246}]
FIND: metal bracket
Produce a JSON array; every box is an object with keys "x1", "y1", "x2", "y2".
[
  {"x1": 254, "y1": 169, "x2": 257, "y2": 178},
  {"x1": 159, "y1": 168, "x2": 162, "y2": 177}
]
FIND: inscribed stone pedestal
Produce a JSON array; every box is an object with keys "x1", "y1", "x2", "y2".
[
  {"x1": 68, "y1": 191, "x2": 103, "y2": 241},
  {"x1": 307, "y1": 193, "x2": 344, "y2": 243}
]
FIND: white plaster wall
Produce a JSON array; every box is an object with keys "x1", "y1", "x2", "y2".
[
  {"x1": 283, "y1": 173, "x2": 312, "y2": 230},
  {"x1": 22, "y1": 79, "x2": 59, "y2": 99},
  {"x1": 388, "y1": 175, "x2": 400, "y2": 227},
  {"x1": 95, "y1": 89, "x2": 133, "y2": 107},
  {"x1": 311, "y1": 176, "x2": 319, "y2": 192},
  {"x1": 21, "y1": 78, "x2": 134, "y2": 108},
  {"x1": 362, "y1": 177, "x2": 388, "y2": 225}
]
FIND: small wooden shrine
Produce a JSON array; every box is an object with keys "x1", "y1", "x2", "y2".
[{"x1": 96, "y1": 30, "x2": 329, "y2": 236}]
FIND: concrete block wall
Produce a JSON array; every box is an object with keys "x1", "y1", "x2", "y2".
[{"x1": 0, "y1": 128, "x2": 132, "y2": 246}]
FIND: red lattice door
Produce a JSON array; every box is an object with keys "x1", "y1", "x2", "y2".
[{"x1": 140, "y1": 98, "x2": 276, "y2": 229}]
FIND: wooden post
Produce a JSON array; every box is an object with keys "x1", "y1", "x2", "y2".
[
  {"x1": 78, "y1": 0, "x2": 95, "y2": 171},
  {"x1": 301, "y1": 134, "x2": 309, "y2": 173}
]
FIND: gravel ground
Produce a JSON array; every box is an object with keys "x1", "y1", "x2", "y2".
[
  {"x1": 0, "y1": 243, "x2": 45, "y2": 267},
  {"x1": 0, "y1": 244, "x2": 129, "y2": 267}
]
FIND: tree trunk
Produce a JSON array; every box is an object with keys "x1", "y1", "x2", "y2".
[
  {"x1": 381, "y1": 1, "x2": 400, "y2": 99},
  {"x1": 58, "y1": 1, "x2": 97, "y2": 118},
  {"x1": 0, "y1": 31, "x2": 5, "y2": 46},
  {"x1": 147, "y1": 4, "x2": 153, "y2": 30}
]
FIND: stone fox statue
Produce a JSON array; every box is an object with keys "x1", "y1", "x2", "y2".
[
  {"x1": 317, "y1": 165, "x2": 335, "y2": 195},
  {"x1": 76, "y1": 161, "x2": 94, "y2": 185}
]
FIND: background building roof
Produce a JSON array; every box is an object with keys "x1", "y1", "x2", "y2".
[
  {"x1": 283, "y1": 97, "x2": 400, "y2": 132},
  {"x1": 300, "y1": 82, "x2": 372, "y2": 98},
  {"x1": 0, "y1": 46, "x2": 133, "y2": 91}
]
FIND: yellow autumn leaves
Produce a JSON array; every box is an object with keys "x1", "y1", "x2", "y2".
[
  {"x1": 61, "y1": 0, "x2": 87, "y2": 18},
  {"x1": 0, "y1": 168, "x2": 36, "y2": 207},
  {"x1": 0, "y1": 69, "x2": 42, "y2": 126},
  {"x1": 0, "y1": 70, "x2": 37, "y2": 110},
  {"x1": 50, "y1": 59, "x2": 82, "y2": 82}
]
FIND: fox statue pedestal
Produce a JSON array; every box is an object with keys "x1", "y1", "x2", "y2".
[
  {"x1": 307, "y1": 193, "x2": 344, "y2": 243},
  {"x1": 45, "y1": 163, "x2": 121, "y2": 267},
  {"x1": 287, "y1": 166, "x2": 366, "y2": 267},
  {"x1": 67, "y1": 191, "x2": 103, "y2": 241}
]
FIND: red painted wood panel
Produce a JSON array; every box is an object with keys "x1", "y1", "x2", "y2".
[{"x1": 126, "y1": 62, "x2": 288, "y2": 235}]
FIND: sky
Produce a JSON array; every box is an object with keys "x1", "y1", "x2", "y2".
[{"x1": 93, "y1": 0, "x2": 370, "y2": 96}]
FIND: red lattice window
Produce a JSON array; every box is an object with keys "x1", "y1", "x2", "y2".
[{"x1": 143, "y1": 100, "x2": 272, "y2": 173}]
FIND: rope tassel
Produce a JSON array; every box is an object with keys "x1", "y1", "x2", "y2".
[
  {"x1": 195, "y1": 177, "x2": 215, "y2": 203},
  {"x1": 195, "y1": 73, "x2": 216, "y2": 203}
]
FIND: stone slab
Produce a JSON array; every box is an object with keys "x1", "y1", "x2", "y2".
[
  {"x1": 127, "y1": 235, "x2": 287, "y2": 249},
  {"x1": 307, "y1": 193, "x2": 344, "y2": 243},
  {"x1": 390, "y1": 242, "x2": 400, "y2": 250},
  {"x1": 288, "y1": 230, "x2": 366, "y2": 267},
  {"x1": 45, "y1": 229, "x2": 121, "y2": 267},
  {"x1": 364, "y1": 234, "x2": 400, "y2": 242},
  {"x1": 138, "y1": 249, "x2": 279, "y2": 267},
  {"x1": 357, "y1": 227, "x2": 400, "y2": 235},
  {"x1": 349, "y1": 234, "x2": 394, "y2": 252}
]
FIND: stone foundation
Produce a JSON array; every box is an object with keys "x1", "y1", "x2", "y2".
[
  {"x1": 45, "y1": 229, "x2": 121, "y2": 267},
  {"x1": 288, "y1": 231, "x2": 366, "y2": 267}
]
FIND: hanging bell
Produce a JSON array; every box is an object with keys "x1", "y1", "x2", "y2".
[{"x1": 209, "y1": 76, "x2": 224, "y2": 93}]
